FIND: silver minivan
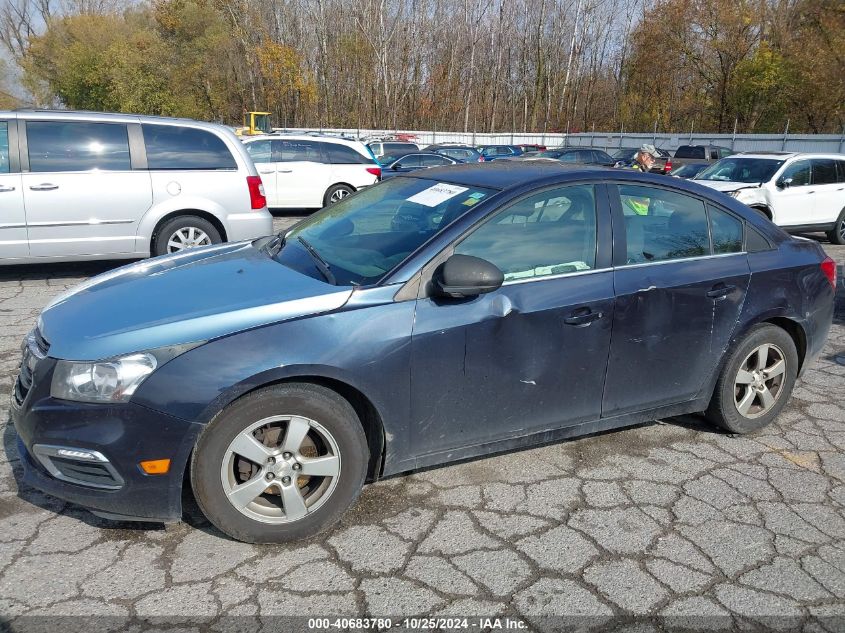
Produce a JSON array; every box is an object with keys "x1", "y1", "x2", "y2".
[{"x1": 0, "y1": 110, "x2": 273, "y2": 264}]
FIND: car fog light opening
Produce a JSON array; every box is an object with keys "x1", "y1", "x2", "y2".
[{"x1": 51, "y1": 353, "x2": 157, "y2": 403}]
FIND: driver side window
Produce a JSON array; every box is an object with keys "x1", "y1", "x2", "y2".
[
  {"x1": 780, "y1": 160, "x2": 811, "y2": 187},
  {"x1": 454, "y1": 185, "x2": 597, "y2": 282}
]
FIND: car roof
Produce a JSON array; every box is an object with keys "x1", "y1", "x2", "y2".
[
  {"x1": 3, "y1": 108, "x2": 230, "y2": 133},
  {"x1": 734, "y1": 152, "x2": 845, "y2": 160},
  {"x1": 244, "y1": 133, "x2": 366, "y2": 148},
  {"x1": 403, "y1": 159, "x2": 737, "y2": 195}
]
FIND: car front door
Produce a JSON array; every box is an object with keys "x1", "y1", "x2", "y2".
[
  {"x1": 601, "y1": 184, "x2": 750, "y2": 416},
  {"x1": 409, "y1": 183, "x2": 615, "y2": 456},
  {"x1": 772, "y1": 159, "x2": 814, "y2": 228},
  {"x1": 0, "y1": 119, "x2": 28, "y2": 259},
  {"x1": 21, "y1": 119, "x2": 152, "y2": 257},
  {"x1": 245, "y1": 139, "x2": 278, "y2": 207}
]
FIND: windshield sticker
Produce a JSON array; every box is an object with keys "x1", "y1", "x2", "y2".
[
  {"x1": 468, "y1": 192, "x2": 486, "y2": 200},
  {"x1": 407, "y1": 183, "x2": 469, "y2": 207},
  {"x1": 462, "y1": 198, "x2": 479, "y2": 206}
]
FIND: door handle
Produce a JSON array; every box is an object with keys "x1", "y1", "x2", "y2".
[
  {"x1": 706, "y1": 284, "x2": 736, "y2": 299},
  {"x1": 564, "y1": 309, "x2": 603, "y2": 326},
  {"x1": 278, "y1": 169, "x2": 293, "y2": 173},
  {"x1": 258, "y1": 169, "x2": 274, "y2": 174},
  {"x1": 29, "y1": 183, "x2": 58, "y2": 191},
  {"x1": 0, "y1": 185, "x2": 15, "y2": 192}
]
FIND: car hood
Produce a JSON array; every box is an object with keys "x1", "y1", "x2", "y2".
[
  {"x1": 695, "y1": 180, "x2": 758, "y2": 192},
  {"x1": 39, "y1": 241, "x2": 353, "y2": 361}
]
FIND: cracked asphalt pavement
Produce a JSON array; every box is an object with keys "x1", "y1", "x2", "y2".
[{"x1": 0, "y1": 218, "x2": 844, "y2": 631}]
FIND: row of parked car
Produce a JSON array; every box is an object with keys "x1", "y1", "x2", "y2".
[{"x1": 1, "y1": 108, "x2": 844, "y2": 266}]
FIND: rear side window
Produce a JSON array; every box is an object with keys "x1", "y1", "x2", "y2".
[
  {"x1": 142, "y1": 124, "x2": 236, "y2": 170},
  {"x1": 745, "y1": 224, "x2": 772, "y2": 252},
  {"x1": 708, "y1": 206, "x2": 743, "y2": 254},
  {"x1": 674, "y1": 146, "x2": 705, "y2": 159},
  {"x1": 324, "y1": 143, "x2": 369, "y2": 165},
  {"x1": 0, "y1": 122, "x2": 9, "y2": 173},
  {"x1": 618, "y1": 185, "x2": 709, "y2": 264},
  {"x1": 280, "y1": 139, "x2": 324, "y2": 162},
  {"x1": 27, "y1": 121, "x2": 130, "y2": 172},
  {"x1": 811, "y1": 159, "x2": 838, "y2": 185},
  {"x1": 838, "y1": 160, "x2": 845, "y2": 183}
]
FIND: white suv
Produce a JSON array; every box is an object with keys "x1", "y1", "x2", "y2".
[
  {"x1": 695, "y1": 152, "x2": 845, "y2": 244},
  {"x1": 0, "y1": 110, "x2": 273, "y2": 264},
  {"x1": 242, "y1": 134, "x2": 381, "y2": 208}
]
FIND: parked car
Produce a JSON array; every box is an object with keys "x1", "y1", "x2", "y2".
[
  {"x1": 534, "y1": 147, "x2": 615, "y2": 166},
  {"x1": 426, "y1": 144, "x2": 485, "y2": 163},
  {"x1": 477, "y1": 144, "x2": 524, "y2": 160},
  {"x1": 695, "y1": 152, "x2": 845, "y2": 244},
  {"x1": 612, "y1": 146, "x2": 674, "y2": 174},
  {"x1": 367, "y1": 140, "x2": 419, "y2": 161},
  {"x1": 380, "y1": 152, "x2": 459, "y2": 179},
  {"x1": 672, "y1": 144, "x2": 734, "y2": 170},
  {"x1": 0, "y1": 110, "x2": 272, "y2": 264},
  {"x1": 13, "y1": 161, "x2": 835, "y2": 542},
  {"x1": 671, "y1": 163, "x2": 709, "y2": 179},
  {"x1": 242, "y1": 135, "x2": 380, "y2": 208},
  {"x1": 516, "y1": 143, "x2": 547, "y2": 153}
]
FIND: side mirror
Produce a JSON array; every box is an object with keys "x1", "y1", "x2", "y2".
[
  {"x1": 777, "y1": 177, "x2": 792, "y2": 189},
  {"x1": 391, "y1": 162, "x2": 402, "y2": 170},
  {"x1": 433, "y1": 254, "x2": 504, "y2": 299}
]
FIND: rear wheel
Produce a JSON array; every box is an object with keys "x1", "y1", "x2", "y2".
[
  {"x1": 706, "y1": 324, "x2": 798, "y2": 434},
  {"x1": 826, "y1": 208, "x2": 845, "y2": 245},
  {"x1": 190, "y1": 383, "x2": 369, "y2": 543},
  {"x1": 153, "y1": 215, "x2": 221, "y2": 256},
  {"x1": 323, "y1": 184, "x2": 354, "y2": 207}
]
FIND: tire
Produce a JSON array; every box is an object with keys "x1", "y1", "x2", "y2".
[
  {"x1": 190, "y1": 383, "x2": 369, "y2": 543},
  {"x1": 153, "y1": 215, "x2": 222, "y2": 256},
  {"x1": 705, "y1": 324, "x2": 798, "y2": 434},
  {"x1": 750, "y1": 206, "x2": 771, "y2": 221},
  {"x1": 323, "y1": 184, "x2": 354, "y2": 207},
  {"x1": 826, "y1": 208, "x2": 845, "y2": 245}
]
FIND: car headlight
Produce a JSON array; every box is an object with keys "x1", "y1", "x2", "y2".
[
  {"x1": 51, "y1": 353, "x2": 157, "y2": 403},
  {"x1": 727, "y1": 190, "x2": 741, "y2": 198}
]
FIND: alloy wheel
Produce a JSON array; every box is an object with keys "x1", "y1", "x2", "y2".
[
  {"x1": 839, "y1": 218, "x2": 845, "y2": 242},
  {"x1": 220, "y1": 415, "x2": 341, "y2": 524},
  {"x1": 329, "y1": 189, "x2": 350, "y2": 203},
  {"x1": 167, "y1": 227, "x2": 212, "y2": 253},
  {"x1": 734, "y1": 343, "x2": 786, "y2": 419}
]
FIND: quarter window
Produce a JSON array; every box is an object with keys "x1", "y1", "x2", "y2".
[
  {"x1": 280, "y1": 139, "x2": 324, "y2": 162},
  {"x1": 324, "y1": 143, "x2": 368, "y2": 164},
  {"x1": 0, "y1": 122, "x2": 9, "y2": 173},
  {"x1": 455, "y1": 185, "x2": 597, "y2": 282},
  {"x1": 142, "y1": 124, "x2": 236, "y2": 170},
  {"x1": 780, "y1": 160, "x2": 811, "y2": 187},
  {"x1": 708, "y1": 206, "x2": 743, "y2": 254},
  {"x1": 27, "y1": 121, "x2": 131, "y2": 172},
  {"x1": 618, "y1": 185, "x2": 709, "y2": 264}
]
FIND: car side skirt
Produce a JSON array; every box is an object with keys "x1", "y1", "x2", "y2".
[
  {"x1": 781, "y1": 223, "x2": 836, "y2": 233},
  {"x1": 382, "y1": 396, "x2": 711, "y2": 477}
]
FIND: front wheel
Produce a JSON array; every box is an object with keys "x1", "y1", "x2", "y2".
[
  {"x1": 826, "y1": 208, "x2": 845, "y2": 245},
  {"x1": 705, "y1": 324, "x2": 798, "y2": 434},
  {"x1": 154, "y1": 215, "x2": 221, "y2": 256},
  {"x1": 191, "y1": 383, "x2": 369, "y2": 543}
]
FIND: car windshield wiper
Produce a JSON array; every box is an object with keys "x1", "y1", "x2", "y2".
[
  {"x1": 297, "y1": 236, "x2": 336, "y2": 285},
  {"x1": 260, "y1": 233, "x2": 285, "y2": 256}
]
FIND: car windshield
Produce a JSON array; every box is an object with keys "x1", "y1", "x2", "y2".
[
  {"x1": 275, "y1": 178, "x2": 498, "y2": 286},
  {"x1": 612, "y1": 148, "x2": 637, "y2": 160},
  {"x1": 697, "y1": 158, "x2": 784, "y2": 183}
]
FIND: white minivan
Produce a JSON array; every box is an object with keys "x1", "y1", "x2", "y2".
[
  {"x1": 0, "y1": 110, "x2": 273, "y2": 264},
  {"x1": 242, "y1": 134, "x2": 381, "y2": 208},
  {"x1": 695, "y1": 152, "x2": 845, "y2": 244}
]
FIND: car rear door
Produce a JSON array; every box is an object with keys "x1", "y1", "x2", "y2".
[
  {"x1": 275, "y1": 139, "x2": 331, "y2": 208},
  {"x1": 602, "y1": 183, "x2": 750, "y2": 416},
  {"x1": 21, "y1": 118, "x2": 151, "y2": 257},
  {"x1": 0, "y1": 117, "x2": 27, "y2": 259},
  {"x1": 809, "y1": 158, "x2": 843, "y2": 226},
  {"x1": 409, "y1": 183, "x2": 615, "y2": 455}
]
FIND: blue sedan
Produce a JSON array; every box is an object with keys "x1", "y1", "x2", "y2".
[{"x1": 12, "y1": 162, "x2": 836, "y2": 542}]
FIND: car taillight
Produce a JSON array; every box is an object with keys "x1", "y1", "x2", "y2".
[
  {"x1": 664, "y1": 158, "x2": 672, "y2": 173},
  {"x1": 246, "y1": 176, "x2": 266, "y2": 210},
  {"x1": 821, "y1": 256, "x2": 837, "y2": 290},
  {"x1": 366, "y1": 166, "x2": 382, "y2": 179},
  {"x1": 478, "y1": 156, "x2": 485, "y2": 162}
]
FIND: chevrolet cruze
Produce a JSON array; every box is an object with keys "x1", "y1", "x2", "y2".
[{"x1": 12, "y1": 162, "x2": 836, "y2": 543}]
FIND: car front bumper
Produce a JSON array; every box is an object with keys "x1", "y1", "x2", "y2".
[{"x1": 12, "y1": 360, "x2": 202, "y2": 523}]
